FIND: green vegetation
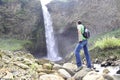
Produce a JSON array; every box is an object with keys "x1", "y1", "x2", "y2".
[
  {"x1": 89, "y1": 29, "x2": 120, "y2": 49},
  {"x1": 0, "y1": 38, "x2": 32, "y2": 51},
  {"x1": 94, "y1": 37, "x2": 120, "y2": 50},
  {"x1": 89, "y1": 29, "x2": 120, "y2": 46},
  {"x1": 89, "y1": 29, "x2": 120, "y2": 60}
]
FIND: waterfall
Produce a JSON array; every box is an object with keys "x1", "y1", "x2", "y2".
[{"x1": 40, "y1": 0, "x2": 62, "y2": 61}]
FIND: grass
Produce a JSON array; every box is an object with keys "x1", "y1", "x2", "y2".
[
  {"x1": 89, "y1": 29, "x2": 120, "y2": 45},
  {"x1": 0, "y1": 38, "x2": 32, "y2": 51},
  {"x1": 94, "y1": 36, "x2": 120, "y2": 50}
]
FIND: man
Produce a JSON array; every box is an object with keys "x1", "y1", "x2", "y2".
[{"x1": 74, "y1": 20, "x2": 91, "y2": 70}]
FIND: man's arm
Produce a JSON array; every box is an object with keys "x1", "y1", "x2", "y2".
[{"x1": 77, "y1": 25, "x2": 83, "y2": 42}]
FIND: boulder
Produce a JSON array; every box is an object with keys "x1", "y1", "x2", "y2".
[
  {"x1": 103, "y1": 68, "x2": 110, "y2": 74},
  {"x1": 73, "y1": 67, "x2": 92, "y2": 80},
  {"x1": 103, "y1": 74, "x2": 114, "y2": 80},
  {"x1": 114, "y1": 60, "x2": 120, "y2": 66},
  {"x1": 83, "y1": 71, "x2": 104, "y2": 80},
  {"x1": 53, "y1": 64, "x2": 63, "y2": 70},
  {"x1": 101, "y1": 61, "x2": 112, "y2": 67},
  {"x1": 94, "y1": 58, "x2": 101, "y2": 64},
  {"x1": 109, "y1": 56, "x2": 117, "y2": 61},
  {"x1": 13, "y1": 62, "x2": 29, "y2": 70},
  {"x1": 116, "y1": 69, "x2": 120, "y2": 74},
  {"x1": 39, "y1": 74, "x2": 64, "y2": 80},
  {"x1": 101, "y1": 61, "x2": 108, "y2": 67},
  {"x1": 58, "y1": 69, "x2": 71, "y2": 79},
  {"x1": 63, "y1": 63, "x2": 77, "y2": 71}
]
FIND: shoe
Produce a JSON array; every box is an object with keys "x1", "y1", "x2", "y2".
[{"x1": 75, "y1": 66, "x2": 83, "y2": 72}]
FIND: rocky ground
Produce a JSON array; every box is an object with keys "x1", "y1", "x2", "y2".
[{"x1": 0, "y1": 50, "x2": 120, "y2": 80}]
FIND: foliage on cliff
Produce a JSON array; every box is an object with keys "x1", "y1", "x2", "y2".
[{"x1": 0, "y1": 0, "x2": 46, "y2": 55}]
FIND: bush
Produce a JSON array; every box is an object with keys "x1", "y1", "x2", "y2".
[{"x1": 94, "y1": 36, "x2": 120, "y2": 50}]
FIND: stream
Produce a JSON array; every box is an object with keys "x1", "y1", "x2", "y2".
[{"x1": 94, "y1": 64, "x2": 120, "y2": 80}]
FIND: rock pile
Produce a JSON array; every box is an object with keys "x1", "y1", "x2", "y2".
[{"x1": 0, "y1": 50, "x2": 119, "y2": 80}]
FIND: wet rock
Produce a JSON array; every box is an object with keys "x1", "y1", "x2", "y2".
[
  {"x1": 111, "y1": 62, "x2": 116, "y2": 66},
  {"x1": 103, "y1": 74, "x2": 114, "y2": 80},
  {"x1": 116, "y1": 69, "x2": 120, "y2": 74},
  {"x1": 109, "y1": 56, "x2": 117, "y2": 61},
  {"x1": 103, "y1": 69, "x2": 110, "y2": 74},
  {"x1": 101, "y1": 61, "x2": 112, "y2": 67},
  {"x1": 53, "y1": 64, "x2": 63, "y2": 70},
  {"x1": 94, "y1": 70, "x2": 99, "y2": 72},
  {"x1": 113, "y1": 75, "x2": 120, "y2": 80},
  {"x1": 114, "y1": 60, "x2": 120, "y2": 66},
  {"x1": 58, "y1": 69, "x2": 71, "y2": 79},
  {"x1": 101, "y1": 61, "x2": 108, "y2": 67},
  {"x1": 94, "y1": 58, "x2": 101, "y2": 64}
]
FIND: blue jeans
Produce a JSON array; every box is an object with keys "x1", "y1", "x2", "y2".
[{"x1": 74, "y1": 40, "x2": 91, "y2": 68}]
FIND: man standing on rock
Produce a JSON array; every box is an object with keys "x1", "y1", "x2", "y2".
[{"x1": 74, "y1": 20, "x2": 91, "y2": 71}]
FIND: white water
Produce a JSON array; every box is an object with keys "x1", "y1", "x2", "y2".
[
  {"x1": 94, "y1": 64, "x2": 119, "y2": 74},
  {"x1": 40, "y1": 0, "x2": 62, "y2": 61},
  {"x1": 94, "y1": 64, "x2": 120, "y2": 80}
]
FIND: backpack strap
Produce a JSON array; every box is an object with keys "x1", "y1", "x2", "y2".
[{"x1": 81, "y1": 25, "x2": 85, "y2": 34}]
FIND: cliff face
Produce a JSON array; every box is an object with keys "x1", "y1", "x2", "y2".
[
  {"x1": 0, "y1": 0, "x2": 47, "y2": 57},
  {"x1": 47, "y1": 0, "x2": 120, "y2": 57}
]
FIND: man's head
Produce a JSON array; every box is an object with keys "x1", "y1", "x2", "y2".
[{"x1": 77, "y1": 20, "x2": 82, "y2": 24}]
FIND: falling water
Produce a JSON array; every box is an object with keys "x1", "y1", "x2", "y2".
[{"x1": 40, "y1": 0, "x2": 62, "y2": 61}]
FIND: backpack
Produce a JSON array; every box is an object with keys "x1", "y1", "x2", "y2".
[{"x1": 82, "y1": 27, "x2": 90, "y2": 39}]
